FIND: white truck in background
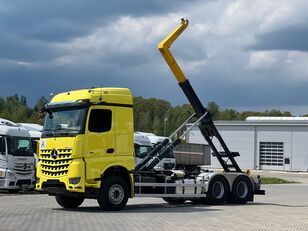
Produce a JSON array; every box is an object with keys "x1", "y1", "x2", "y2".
[
  {"x1": 0, "y1": 118, "x2": 35, "y2": 192},
  {"x1": 134, "y1": 132, "x2": 175, "y2": 170},
  {"x1": 17, "y1": 123, "x2": 43, "y2": 168}
]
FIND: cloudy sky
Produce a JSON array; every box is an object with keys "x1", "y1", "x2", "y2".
[{"x1": 0, "y1": 0, "x2": 308, "y2": 115}]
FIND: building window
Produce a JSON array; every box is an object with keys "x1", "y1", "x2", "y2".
[{"x1": 259, "y1": 142, "x2": 284, "y2": 166}]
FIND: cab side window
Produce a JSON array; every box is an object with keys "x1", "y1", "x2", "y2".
[
  {"x1": 88, "y1": 109, "x2": 112, "y2": 133},
  {"x1": 0, "y1": 137, "x2": 5, "y2": 154}
]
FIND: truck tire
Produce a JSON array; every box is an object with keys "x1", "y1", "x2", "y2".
[
  {"x1": 97, "y1": 176, "x2": 129, "y2": 211},
  {"x1": 204, "y1": 175, "x2": 229, "y2": 205},
  {"x1": 55, "y1": 195, "x2": 84, "y2": 208},
  {"x1": 227, "y1": 175, "x2": 253, "y2": 204},
  {"x1": 163, "y1": 197, "x2": 186, "y2": 204}
]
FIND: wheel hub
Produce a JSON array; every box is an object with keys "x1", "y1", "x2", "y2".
[
  {"x1": 237, "y1": 181, "x2": 248, "y2": 198},
  {"x1": 212, "y1": 181, "x2": 224, "y2": 199},
  {"x1": 109, "y1": 184, "x2": 124, "y2": 205}
]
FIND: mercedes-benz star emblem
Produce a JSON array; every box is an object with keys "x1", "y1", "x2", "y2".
[
  {"x1": 51, "y1": 149, "x2": 58, "y2": 160},
  {"x1": 23, "y1": 163, "x2": 27, "y2": 170}
]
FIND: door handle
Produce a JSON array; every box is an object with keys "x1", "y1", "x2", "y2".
[{"x1": 106, "y1": 148, "x2": 114, "y2": 154}]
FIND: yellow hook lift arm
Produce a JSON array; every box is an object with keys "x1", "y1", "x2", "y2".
[
  {"x1": 158, "y1": 18, "x2": 189, "y2": 84},
  {"x1": 157, "y1": 18, "x2": 242, "y2": 173}
]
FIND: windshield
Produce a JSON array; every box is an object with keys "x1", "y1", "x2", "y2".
[
  {"x1": 43, "y1": 108, "x2": 87, "y2": 135},
  {"x1": 7, "y1": 137, "x2": 33, "y2": 156},
  {"x1": 134, "y1": 144, "x2": 153, "y2": 158}
]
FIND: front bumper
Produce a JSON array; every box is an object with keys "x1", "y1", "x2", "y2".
[
  {"x1": 0, "y1": 169, "x2": 35, "y2": 190},
  {"x1": 36, "y1": 158, "x2": 85, "y2": 193}
]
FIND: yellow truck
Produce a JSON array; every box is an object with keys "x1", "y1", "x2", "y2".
[{"x1": 36, "y1": 19, "x2": 264, "y2": 211}]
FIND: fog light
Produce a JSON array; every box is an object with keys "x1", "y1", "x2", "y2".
[
  {"x1": 69, "y1": 177, "x2": 81, "y2": 185},
  {"x1": 7, "y1": 172, "x2": 16, "y2": 180}
]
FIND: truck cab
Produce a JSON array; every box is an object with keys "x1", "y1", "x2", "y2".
[
  {"x1": 36, "y1": 88, "x2": 135, "y2": 197},
  {"x1": 134, "y1": 132, "x2": 175, "y2": 170},
  {"x1": 0, "y1": 118, "x2": 35, "y2": 191},
  {"x1": 18, "y1": 123, "x2": 43, "y2": 168}
]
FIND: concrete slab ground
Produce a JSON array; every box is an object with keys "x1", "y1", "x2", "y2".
[{"x1": 0, "y1": 184, "x2": 307, "y2": 231}]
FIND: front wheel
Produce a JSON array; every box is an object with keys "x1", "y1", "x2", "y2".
[
  {"x1": 55, "y1": 195, "x2": 84, "y2": 208},
  {"x1": 97, "y1": 176, "x2": 129, "y2": 211}
]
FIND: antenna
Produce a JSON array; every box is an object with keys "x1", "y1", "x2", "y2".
[
  {"x1": 99, "y1": 83, "x2": 103, "y2": 101},
  {"x1": 88, "y1": 86, "x2": 95, "y2": 93}
]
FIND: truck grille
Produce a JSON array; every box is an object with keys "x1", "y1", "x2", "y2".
[
  {"x1": 14, "y1": 163, "x2": 33, "y2": 175},
  {"x1": 40, "y1": 149, "x2": 72, "y2": 177}
]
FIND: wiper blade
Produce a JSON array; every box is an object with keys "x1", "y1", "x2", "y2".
[
  {"x1": 53, "y1": 128, "x2": 80, "y2": 134},
  {"x1": 65, "y1": 128, "x2": 80, "y2": 131},
  {"x1": 42, "y1": 130, "x2": 55, "y2": 137},
  {"x1": 43, "y1": 128, "x2": 52, "y2": 132}
]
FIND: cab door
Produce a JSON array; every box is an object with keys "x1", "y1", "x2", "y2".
[{"x1": 84, "y1": 106, "x2": 115, "y2": 180}]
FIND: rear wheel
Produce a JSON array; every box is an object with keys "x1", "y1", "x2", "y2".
[
  {"x1": 204, "y1": 175, "x2": 229, "y2": 205},
  {"x1": 227, "y1": 175, "x2": 253, "y2": 204},
  {"x1": 97, "y1": 176, "x2": 129, "y2": 211},
  {"x1": 163, "y1": 197, "x2": 186, "y2": 204},
  {"x1": 55, "y1": 195, "x2": 84, "y2": 208}
]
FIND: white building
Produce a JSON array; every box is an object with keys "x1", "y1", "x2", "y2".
[{"x1": 187, "y1": 117, "x2": 308, "y2": 172}]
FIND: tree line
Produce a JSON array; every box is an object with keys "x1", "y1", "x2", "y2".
[
  {"x1": 0, "y1": 94, "x2": 47, "y2": 125},
  {"x1": 0, "y1": 94, "x2": 294, "y2": 136},
  {"x1": 133, "y1": 98, "x2": 293, "y2": 136}
]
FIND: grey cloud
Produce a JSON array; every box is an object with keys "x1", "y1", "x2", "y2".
[
  {"x1": 191, "y1": 67, "x2": 308, "y2": 108},
  {"x1": 0, "y1": 0, "x2": 200, "y2": 62},
  {"x1": 1, "y1": 0, "x2": 308, "y2": 116},
  {"x1": 251, "y1": 24, "x2": 308, "y2": 51},
  {"x1": 0, "y1": 0, "x2": 199, "y2": 42},
  {"x1": 0, "y1": 35, "x2": 62, "y2": 62}
]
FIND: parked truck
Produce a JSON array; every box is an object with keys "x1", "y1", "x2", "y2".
[
  {"x1": 18, "y1": 123, "x2": 43, "y2": 167},
  {"x1": 0, "y1": 118, "x2": 36, "y2": 192},
  {"x1": 134, "y1": 132, "x2": 175, "y2": 170},
  {"x1": 36, "y1": 19, "x2": 264, "y2": 210}
]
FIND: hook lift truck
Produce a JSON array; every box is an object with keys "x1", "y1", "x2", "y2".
[{"x1": 36, "y1": 19, "x2": 264, "y2": 210}]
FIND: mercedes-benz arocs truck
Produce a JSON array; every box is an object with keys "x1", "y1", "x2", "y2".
[
  {"x1": 0, "y1": 118, "x2": 35, "y2": 192},
  {"x1": 36, "y1": 19, "x2": 264, "y2": 210}
]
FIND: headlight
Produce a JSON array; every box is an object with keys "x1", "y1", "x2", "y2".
[{"x1": 0, "y1": 170, "x2": 5, "y2": 178}]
